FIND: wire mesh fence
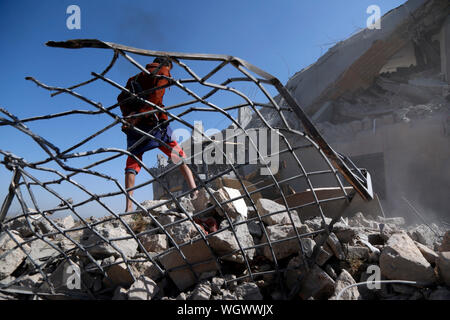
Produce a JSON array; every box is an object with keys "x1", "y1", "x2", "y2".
[{"x1": 0, "y1": 39, "x2": 372, "y2": 300}]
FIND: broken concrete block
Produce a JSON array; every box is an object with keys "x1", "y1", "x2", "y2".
[
  {"x1": 260, "y1": 224, "x2": 311, "y2": 261},
  {"x1": 414, "y1": 241, "x2": 438, "y2": 264},
  {"x1": 7, "y1": 217, "x2": 35, "y2": 238},
  {"x1": 127, "y1": 276, "x2": 159, "y2": 300},
  {"x1": 332, "y1": 223, "x2": 359, "y2": 243},
  {"x1": 213, "y1": 187, "x2": 248, "y2": 220},
  {"x1": 0, "y1": 232, "x2": 30, "y2": 280},
  {"x1": 324, "y1": 265, "x2": 337, "y2": 280},
  {"x1": 39, "y1": 259, "x2": 87, "y2": 295},
  {"x1": 247, "y1": 220, "x2": 263, "y2": 239},
  {"x1": 377, "y1": 216, "x2": 405, "y2": 226},
  {"x1": 380, "y1": 232, "x2": 436, "y2": 284},
  {"x1": 346, "y1": 246, "x2": 370, "y2": 261},
  {"x1": 298, "y1": 265, "x2": 335, "y2": 300},
  {"x1": 157, "y1": 212, "x2": 181, "y2": 227},
  {"x1": 208, "y1": 222, "x2": 255, "y2": 263},
  {"x1": 167, "y1": 220, "x2": 201, "y2": 245},
  {"x1": 330, "y1": 269, "x2": 360, "y2": 300},
  {"x1": 407, "y1": 224, "x2": 440, "y2": 249},
  {"x1": 17, "y1": 273, "x2": 44, "y2": 289},
  {"x1": 304, "y1": 216, "x2": 332, "y2": 231},
  {"x1": 350, "y1": 212, "x2": 379, "y2": 229},
  {"x1": 190, "y1": 281, "x2": 211, "y2": 300},
  {"x1": 140, "y1": 200, "x2": 169, "y2": 215},
  {"x1": 326, "y1": 233, "x2": 345, "y2": 260},
  {"x1": 235, "y1": 282, "x2": 263, "y2": 300},
  {"x1": 80, "y1": 225, "x2": 138, "y2": 259},
  {"x1": 285, "y1": 255, "x2": 307, "y2": 291},
  {"x1": 315, "y1": 244, "x2": 334, "y2": 266},
  {"x1": 140, "y1": 234, "x2": 169, "y2": 253},
  {"x1": 437, "y1": 252, "x2": 450, "y2": 286},
  {"x1": 133, "y1": 261, "x2": 163, "y2": 281},
  {"x1": 256, "y1": 198, "x2": 299, "y2": 226},
  {"x1": 438, "y1": 231, "x2": 450, "y2": 252},
  {"x1": 158, "y1": 239, "x2": 219, "y2": 291},
  {"x1": 56, "y1": 215, "x2": 75, "y2": 230},
  {"x1": 191, "y1": 187, "x2": 215, "y2": 213},
  {"x1": 104, "y1": 262, "x2": 136, "y2": 287},
  {"x1": 211, "y1": 277, "x2": 225, "y2": 294},
  {"x1": 28, "y1": 239, "x2": 60, "y2": 265}
]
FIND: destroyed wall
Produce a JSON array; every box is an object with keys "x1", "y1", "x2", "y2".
[{"x1": 235, "y1": 0, "x2": 450, "y2": 226}]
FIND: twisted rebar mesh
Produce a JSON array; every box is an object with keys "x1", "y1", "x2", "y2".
[{"x1": 0, "y1": 39, "x2": 372, "y2": 299}]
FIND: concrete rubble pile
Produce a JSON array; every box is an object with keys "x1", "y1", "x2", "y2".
[{"x1": 1, "y1": 186, "x2": 449, "y2": 301}]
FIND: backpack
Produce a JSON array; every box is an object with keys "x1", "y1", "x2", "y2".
[{"x1": 118, "y1": 73, "x2": 159, "y2": 132}]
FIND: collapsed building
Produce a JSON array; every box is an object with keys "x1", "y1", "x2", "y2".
[
  {"x1": 154, "y1": 0, "x2": 450, "y2": 224},
  {"x1": 0, "y1": 0, "x2": 449, "y2": 301}
]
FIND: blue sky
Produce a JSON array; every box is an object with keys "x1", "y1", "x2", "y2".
[{"x1": 0, "y1": 0, "x2": 405, "y2": 218}]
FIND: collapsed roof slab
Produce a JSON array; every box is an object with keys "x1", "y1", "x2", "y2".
[{"x1": 286, "y1": 0, "x2": 450, "y2": 116}]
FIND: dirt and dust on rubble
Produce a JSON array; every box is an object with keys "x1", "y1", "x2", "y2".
[{"x1": 1, "y1": 184, "x2": 450, "y2": 301}]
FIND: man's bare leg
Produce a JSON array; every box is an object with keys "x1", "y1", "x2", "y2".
[
  {"x1": 179, "y1": 163, "x2": 198, "y2": 198},
  {"x1": 125, "y1": 172, "x2": 136, "y2": 212}
]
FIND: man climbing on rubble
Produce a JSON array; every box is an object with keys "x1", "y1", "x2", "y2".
[{"x1": 118, "y1": 57, "x2": 198, "y2": 212}]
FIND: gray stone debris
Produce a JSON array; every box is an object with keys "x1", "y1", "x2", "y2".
[
  {"x1": 208, "y1": 220, "x2": 255, "y2": 263},
  {"x1": 330, "y1": 269, "x2": 360, "y2": 300},
  {"x1": 256, "y1": 198, "x2": 300, "y2": 226},
  {"x1": 439, "y1": 231, "x2": 450, "y2": 252},
  {"x1": 80, "y1": 224, "x2": 138, "y2": 258},
  {"x1": 127, "y1": 276, "x2": 159, "y2": 300},
  {"x1": 190, "y1": 281, "x2": 212, "y2": 300},
  {"x1": 298, "y1": 264, "x2": 335, "y2": 300},
  {"x1": 56, "y1": 215, "x2": 75, "y2": 230},
  {"x1": 260, "y1": 224, "x2": 311, "y2": 261},
  {"x1": 326, "y1": 233, "x2": 345, "y2": 260},
  {"x1": 437, "y1": 252, "x2": 450, "y2": 286},
  {"x1": 213, "y1": 187, "x2": 248, "y2": 221},
  {"x1": 140, "y1": 200, "x2": 170, "y2": 215},
  {"x1": 0, "y1": 232, "x2": 30, "y2": 280},
  {"x1": 139, "y1": 234, "x2": 169, "y2": 253},
  {"x1": 167, "y1": 220, "x2": 201, "y2": 245},
  {"x1": 379, "y1": 232, "x2": 436, "y2": 284},
  {"x1": 235, "y1": 282, "x2": 263, "y2": 300},
  {"x1": 414, "y1": 241, "x2": 438, "y2": 264},
  {"x1": 407, "y1": 224, "x2": 441, "y2": 249}
]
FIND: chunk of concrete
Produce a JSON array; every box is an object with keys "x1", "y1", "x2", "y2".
[
  {"x1": 438, "y1": 231, "x2": 450, "y2": 252},
  {"x1": 56, "y1": 215, "x2": 75, "y2": 230},
  {"x1": 0, "y1": 232, "x2": 30, "y2": 280},
  {"x1": 326, "y1": 233, "x2": 345, "y2": 260},
  {"x1": 140, "y1": 234, "x2": 169, "y2": 253},
  {"x1": 330, "y1": 269, "x2": 360, "y2": 300},
  {"x1": 260, "y1": 224, "x2": 311, "y2": 261},
  {"x1": 414, "y1": 241, "x2": 438, "y2": 264},
  {"x1": 190, "y1": 281, "x2": 212, "y2": 300},
  {"x1": 158, "y1": 239, "x2": 219, "y2": 291},
  {"x1": 208, "y1": 222, "x2": 255, "y2": 263},
  {"x1": 256, "y1": 198, "x2": 299, "y2": 226},
  {"x1": 298, "y1": 265, "x2": 335, "y2": 300},
  {"x1": 127, "y1": 276, "x2": 159, "y2": 300},
  {"x1": 379, "y1": 232, "x2": 436, "y2": 284},
  {"x1": 80, "y1": 225, "x2": 138, "y2": 258},
  {"x1": 213, "y1": 187, "x2": 248, "y2": 220},
  {"x1": 437, "y1": 251, "x2": 450, "y2": 286},
  {"x1": 167, "y1": 220, "x2": 201, "y2": 245},
  {"x1": 235, "y1": 282, "x2": 263, "y2": 300},
  {"x1": 407, "y1": 224, "x2": 440, "y2": 249},
  {"x1": 104, "y1": 262, "x2": 136, "y2": 287}
]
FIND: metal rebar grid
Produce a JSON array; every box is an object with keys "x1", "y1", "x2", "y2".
[{"x1": 0, "y1": 39, "x2": 373, "y2": 300}]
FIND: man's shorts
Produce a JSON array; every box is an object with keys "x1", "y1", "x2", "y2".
[{"x1": 125, "y1": 125, "x2": 186, "y2": 175}]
